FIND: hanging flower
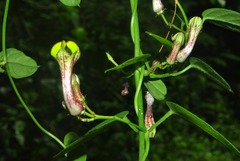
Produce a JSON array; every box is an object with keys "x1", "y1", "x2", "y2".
[
  {"x1": 144, "y1": 91, "x2": 156, "y2": 138},
  {"x1": 176, "y1": 17, "x2": 203, "y2": 63},
  {"x1": 51, "y1": 41, "x2": 85, "y2": 116}
]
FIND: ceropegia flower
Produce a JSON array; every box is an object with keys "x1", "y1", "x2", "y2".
[
  {"x1": 144, "y1": 91, "x2": 156, "y2": 138},
  {"x1": 176, "y1": 17, "x2": 203, "y2": 63},
  {"x1": 153, "y1": 0, "x2": 164, "y2": 15},
  {"x1": 51, "y1": 41, "x2": 85, "y2": 116},
  {"x1": 166, "y1": 32, "x2": 185, "y2": 64}
]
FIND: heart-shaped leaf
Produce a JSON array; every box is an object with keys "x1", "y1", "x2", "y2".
[{"x1": 0, "y1": 48, "x2": 39, "y2": 78}]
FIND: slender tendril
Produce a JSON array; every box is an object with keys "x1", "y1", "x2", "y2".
[
  {"x1": 2, "y1": 0, "x2": 10, "y2": 62},
  {"x1": 1, "y1": 0, "x2": 65, "y2": 148},
  {"x1": 177, "y1": 1, "x2": 189, "y2": 29},
  {"x1": 149, "y1": 64, "x2": 192, "y2": 79}
]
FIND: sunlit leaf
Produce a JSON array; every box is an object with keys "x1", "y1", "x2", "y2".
[
  {"x1": 54, "y1": 111, "x2": 129, "y2": 158},
  {"x1": 144, "y1": 79, "x2": 167, "y2": 101},
  {"x1": 0, "y1": 48, "x2": 39, "y2": 79},
  {"x1": 104, "y1": 54, "x2": 150, "y2": 73},
  {"x1": 146, "y1": 31, "x2": 172, "y2": 49},
  {"x1": 59, "y1": 0, "x2": 81, "y2": 7},
  {"x1": 202, "y1": 8, "x2": 240, "y2": 32},
  {"x1": 190, "y1": 57, "x2": 232, "y2": 92},
  {"x1": 166, "y1": 101, "x2": 240, "y2": 156}
]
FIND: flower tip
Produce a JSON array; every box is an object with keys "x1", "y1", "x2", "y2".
[
  {"x1": 66, "y1": 41, "x2": 79, "y2": 55},
  {"x1": 51, "y1": 41, "x2": 62, "y2": 59},
  {"x1": 189, "y1": 16, "x2": 203, "y2": 29},
  {"x1": 51, "y1": 41, "x2": 80, "y2": 59}
]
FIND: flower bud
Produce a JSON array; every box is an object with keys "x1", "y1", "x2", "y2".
[
  {"x1": 151, "y1": 60, "x2": 161, "y2": 72},
  {"x1": 153, "y1": 0, "x2": 164, "y2": 15},
  {"x1": 144, "y1": 92, "x2": 156, "y2": 138},
  {"x1": 176, "y1": 17, "x2": 203, "y2": 63},
  {"x1": 121, "y1": 82, "x2": 129, "y2": 96},
  {"x1": 166, "y1": 32, "x2": 185, "y2": 64}
]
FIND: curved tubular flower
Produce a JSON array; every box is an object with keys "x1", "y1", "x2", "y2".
[
  {"x1": 176, "y1": 16, "x2": 203, "y2": 63},
  {"x1": 51, "y1": 41, "x2": 85, "y2": 116},
  {"x1": 144, "y1": 92, "x2": 156, "y2": 138},
  {"x1": 166, "y1": 32, "x2": 185, "y2": 64}
]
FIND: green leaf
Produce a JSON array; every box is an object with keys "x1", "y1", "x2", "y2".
[
  {"x1": 190, "y1": 57, "x2": 232, "y2": 92},
  {"x1": 202, "y1": 8, "x2": 240, "y2": 32},
  {"x1": 144, "y1": 80, "x2": 167, "y2": 101},
  {"x1": 54, "y1": 111, "x2": 129, "y2": 158},
  {"x1": 166, "y1": 101, "x2": 240, "y2": 156},
  {"x1": 146, "y1": 31, "x2": 172, "y2": 49},
  {"x1": 0, "y1": 48, "x2": 39, "y2": 79},
  {"x1": 60, "y1": 0, "x2": 81, "y2": 7},
  {"x1": 64, "y1": 132, "x2": 79, "y2": 146},
  {"x1": 73, "y1": 154, "x2": 87, "y2": 161},
  {"x1": 104, "y1": 54, "x2": 151, "y2": 73}
]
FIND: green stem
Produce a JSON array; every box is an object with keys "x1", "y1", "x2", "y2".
[
  {"x1": 149, "y1": 110, "x2": 173, "y2": 132},
  {"x1": 2, "y1": 0, "x2": 10, "y2": 63},
  {"x1": 134, "y1": 66, "x2": 144, "y2": 115},
  {"x1": 149, "y1": 64, "x2": 192, "y2": 78},
  {"x1": 142, "y1": 133, "x2": 150, "y2": 161},
  {"x1": 160, "y1": 14, "x2": 183, "y2": 32},
  {"x1": 1, "y1": 0, "x2": 65, "y2": 149},
  {"x1": 93, "y1": 114, "x2": 144, "y2": 132},
  {"x1": 177, "y1": 1, "x2": 189, "y2": 29},
  {"x1": 6, "y1": 70, "x2": 65, "y2": 148},
  {"x1": 129, "y1": 0, "x2": 146, "y2": 160}
]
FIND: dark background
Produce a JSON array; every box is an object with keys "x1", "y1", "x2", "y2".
[{"x1": 0, "y1": 0, "x2": 240, "y2": 160}]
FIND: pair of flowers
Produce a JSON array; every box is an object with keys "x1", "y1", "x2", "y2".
[
  {"x1": 145, "y1": 16, "x2": 203, "y2": 135},
  {"x1": 167, "y1": 17, "x2": 203, "y2": 64},
  {"x1": 153, "y1": 0, "x2": 203, "y2": 64}
]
